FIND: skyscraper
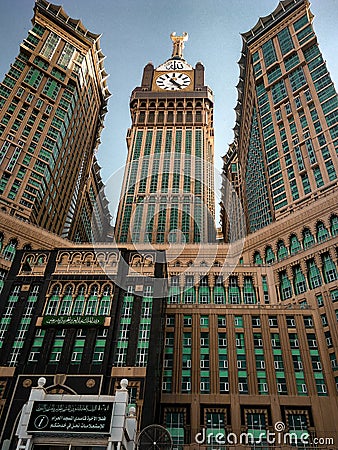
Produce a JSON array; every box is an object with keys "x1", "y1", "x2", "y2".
[
  {"x1": 115, "y1": 33, "x2": 215, "y2": 244},
  {"x1": 221, "y1": 0, "x2": 338, "y2": 235},
  {"x1": 159, "y1": 0, "x2": 338, "y2": 446},
  {"x1": 0, "y1": 0, "x2": 109, "y2": 238}
]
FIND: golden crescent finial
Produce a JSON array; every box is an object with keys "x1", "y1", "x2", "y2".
[{"x1": 170, "y1": 32, "x2": 188, "y2": 58}]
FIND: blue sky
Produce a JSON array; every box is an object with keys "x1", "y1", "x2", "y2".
[{"x1": 0, "y1": 0, "x2": 337, "y2": 220}]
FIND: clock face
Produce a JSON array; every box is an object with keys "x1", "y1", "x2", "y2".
[{"x1": 156, "y1": 72, "x2": 191, "y2": 90}]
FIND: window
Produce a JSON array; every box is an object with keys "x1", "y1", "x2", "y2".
[
  {"x1": 322, "y1": 253, "x2": 338, "y2": 283},
  {"x1": 277, "y1": 240, "x2": 288, "y2": 260},
  {"x1": 252, "y1": 316, "x2": 261, "y2": 327},
  {"x1": 243, "y1": 277, "x2": 256, "y2": 304},
  {"x1": 262, "y1": 39, "x2": 277, "y2": 67},
  {"x1": 280, "y1": 271, "x2": 292, "y2": 299},
  {"x1": 49, "y1": 336, "x2": 64, "y2": 363},
  {"x1": 288, "y1": 412, "x2": 309, "y2": 442},
  {"x1": 165, "y1": 412, "x2": 184, "y2": 447},
  {"x1": 3, "y1": 239, "x2": 18, "y2": 261},
  {"x1": 289, "y1": 234, "x2": 301, "y2": 254},
  {"x1": 265, "y1": 246, "x2": 275, "y2": 264},
  {"x1": 316, "y1": 222, "x2": 329, "y2": 242},
  {"x1": 303, "y1": 228, "x2": 315, "y2": 248},
  {"x1": 330, "y1": 215, "x2": 338, "y2": 236},
  {"x1": 307, "y1": 259, "x2": 322, "y2": 288},
  {"x1": 41, "y1": 31, "x2": 60, "y2": 59},
  {"x1": 85, "y1": 285, "x2": 98, "y2": 315},
  {"x1": 71, "y1": 338, "x2": 85, "y2": 363},
  {"x1": 293, "y1": 265, "x2": 307, "y2": 295},
  {"x1": 58, "y1": 42, "x2": 75, "y2": 69},
  {"x1": 218, "y1": 333, "x2": 227, "y2": 348}
]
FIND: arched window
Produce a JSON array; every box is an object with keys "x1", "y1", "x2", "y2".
[
  {"x1": 303, "y1": 228, "x2": 315, "y2": 249},
  {"x1": 199, "y1": 276, "x2": 210, "y2": 304},
  {"x1": 228, "y1": 276, "x2": 240, "y2": 304},
  {"x1": 46, "y1": 284, "x2": 61, "y2": 315},
  {"x1": 23, "y1": 244, "x2": 32, "y2": 251},
  {"x1": 37, "y1": 255, "x2": 45, "y2": 265},
  {"x1": 277, "y1": 240, "x2": 288, "y2": 261},
  {"x1": 293, "y1": 266, "x2": 307, "y2": 295},
  {"x1": 280, "y1": 272, "x2": 292, "y2": 300},
  {"x1": 265, "y1": 246, "x2": 275, "y2": 264},
  {"x1": 73, "y1": 284, "x2": 86, "y2": 315},
  {"x1": 99, "y1": 284, "x2": 112, "y2": 315},
  {"x1": 316, "y1": 222, "x2": 329, "y2": 242},
  {"x1": 254, "y1": 251, "x2": 263, "y2": 265},
  {"x1": 243, "y1": 277, "x2": 256, "y2": 304},
  {"x1": 86, "y1": 284, "x2": 99, "y2": 315},
  {"x1": 0, "y1": 269, "x2": 6, "y2": 294},
  {"x1": 321, "y1": 253, "x2": 338, "y2": 283},
  {"x1": 289, "y1": 234, "x2": 301, "y2": 255},
  {"x1": 330, "y1": 215, "x2": 338, "y2": 236},
  {"x1": 59, "y1": 285, "x2": 73, "y2": 315},
  {"x1": 3, "y1": 239, "x2": 18, "y2": 261},
  {"x1": 183, "y1": 276, "x2": 195, "y2": 304},
  {"x1": 307, "y1": 260, "x2": 322, "y2": 289},
  {"x1": 214, "y1": 276, "x2": 225, "y2": 304}
]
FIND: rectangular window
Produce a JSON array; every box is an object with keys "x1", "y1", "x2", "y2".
[
  {"x1": 24, "y1": 68, "x2": 43, "y2": 89},
  {"x1": 297, "y1": 25, "x2": 315, "y2": 46},
  {"x1": 271, "y1": 79, "x2": 287, "y2": 104},
  {"x1": 58, "y1": 42, "x2": 76, "y2": 69},
  {"x1": 262, "y1": 39, "x2": 277, "y2": 67},
  {"x1": 42, "y1": 78, "x2": 61, "y2": 100},
  {"x1": 40, "y1": 31, "x2": 60, "y2": 59},
  {"x1": 289, "y1": 67, "x2": 307, "y2": 92},
  {"x1": 277, "y1": 28, "x2": 294, "y2": 55}
]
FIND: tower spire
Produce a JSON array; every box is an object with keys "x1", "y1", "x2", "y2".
[{"x1": 170, "y1": 32, "x2": 188, "y2": 59}]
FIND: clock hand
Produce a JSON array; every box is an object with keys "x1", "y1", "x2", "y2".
[{"x1": 170, "y1": 78, "x2": 182, "y2": 89}]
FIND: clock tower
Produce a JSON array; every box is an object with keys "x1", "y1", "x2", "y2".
[{"x1": 115, "y1": 33, "x2": 215, "y2": 245}]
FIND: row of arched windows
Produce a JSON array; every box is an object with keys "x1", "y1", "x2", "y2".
[
  {"x1": 279, "y1": 253, "x2": 338, "y2": 300},
  {"x1": 169, "y1": 275, "x2": 258, "y2": 305},
  {"x1": 254, "y1": 216, "x2": 338, "y2": 265},
  {"x1": 45, "y1": 283, "x2": 114, "y2": 317}
]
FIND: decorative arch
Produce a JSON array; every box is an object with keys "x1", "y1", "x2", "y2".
[
  {"x1": 316, "y1": 221, "x2": 329, "y2": 242},
  {"x1": 144, "y1": 254, "x2": 154, "y2": 266},
  {"x1": 265, "y1": 246, "x2": 275, "y2": 264},
  {"x1": 3, "y1": 238, "x2": 18, "y2": 261},
  {"x1": 70, "y1": 252, "x2": 82, "y2": 264},
  {"x1": 289, "y1": 234, "x2": 301, "y2": 255},
  {"x1": 57, "y1": 252, "x2": 71, "y2": 265},
  {"x1": 277, "y1": 240, "x2": 288, "y2": 261},
  {"x1": 83, "y1": 252, "x2": 95, "y2": 263},
  {"x1": 76, "y1": 283, "x2": 87, "y2": 296},
  {"x1": 49, "y1": 283, "x2": 62, "y2": 295},
  {"x1": 330, "y1": 214, "x2": 338, "y2": 236},
  {"x1": 131, "y1": 255, "x2": 142, "y2": 266},
  {"x1": 253, "y1": 251, "x2": 263, "y2": 265},
  {"x1": 302, "y1": 227, "x2": 315, "y2": 249},
  {"x1": 102, "y1": 283, "x2": 113, "y2": 296},
  {"x1": 63, "y1": 283, "x2": 74, "y2": 296}
]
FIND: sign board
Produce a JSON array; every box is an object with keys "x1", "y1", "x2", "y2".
[
  {"x1": 42, "y1": 316, "x2": 105, "y2": 326},
  {"x1": 27, "y1": 401, "x2": 113, "y2": 434}
]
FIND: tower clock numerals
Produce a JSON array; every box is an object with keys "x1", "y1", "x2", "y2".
[{"x1": 156, "y1": 72, "x2": 191, "y2": 90}]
